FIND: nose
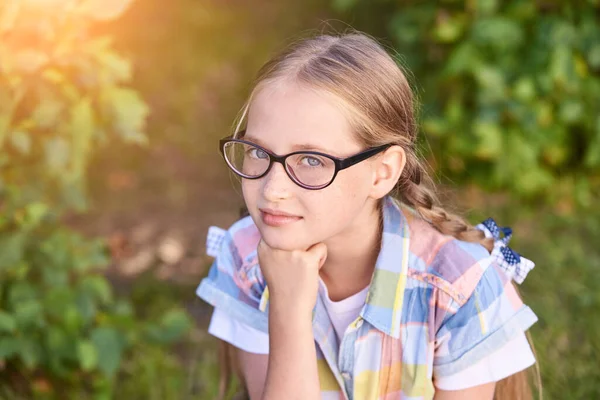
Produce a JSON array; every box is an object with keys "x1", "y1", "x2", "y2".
[{"x1": 261, "y1": 162, "x2": 294, "y2": 201}]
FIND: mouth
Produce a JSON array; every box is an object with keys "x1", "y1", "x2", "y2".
[{"x1": 259, "y1": 208, "x2": 302, "y2": 227}]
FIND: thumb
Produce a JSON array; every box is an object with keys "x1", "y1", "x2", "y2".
[{"x1": 307, "y1": 242, "x2": 328, "y2": 269}]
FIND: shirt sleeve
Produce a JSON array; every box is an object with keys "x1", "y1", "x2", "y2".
[
  {"x1": 208, "y1": 308, "x2": 270, "y2": 354},
  {"x1": 433, "y1": 262, "x2": 538, "y2": 382},
  {"x1": 196, "y1": 221, "x2": 269, "y2": 334},
  {"x1": 434, "y1": 332, "x2": 535, "y2": 390}
]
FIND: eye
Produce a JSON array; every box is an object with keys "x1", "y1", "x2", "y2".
[
  {"x1": 247, "y1": 147, "x2": 268, "y2": 159},
  {"x1": 300, "y1": 156, "x2": 324, "y2": 167}
]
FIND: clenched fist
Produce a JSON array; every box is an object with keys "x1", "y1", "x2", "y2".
[{"x1": 257, "y1": 239, "x2": 328, "y2": 317}]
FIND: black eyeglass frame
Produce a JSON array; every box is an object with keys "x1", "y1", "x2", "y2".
[{"x1": 219, "y1": 132, "x2": 392, "y2": 190}]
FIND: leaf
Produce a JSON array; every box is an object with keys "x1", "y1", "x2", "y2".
[
  {"x1": 584, "y1": 116, "x2": 600, "y2": 167},
  {"x1": 45, "y1": 288, "x2": 75, "y2": 320},
  {"x1": 474, "y1": 0, "x2": 499, "y2": 15},
  {"x1": 23, "y1": 202, "x2": 50, "y2": 228},
  {"x1": 100, "y1": 87, "x2": 149, "y2": 144},
  {"x1": 160, "y1": 308, "x2": 192, "y2": 338},
  {"x1": 9, "y1": 131, "x2": 31, "y2": 155},
  {"x1": 14, "y1": 300, "x2": 43, "y2": 329},
  {"x1": 46, "y1": 326, "x2": 71, "y2": 359},
  {"x1": 145, "y1": 308, "x2": 192, "y2": 344},
  {"x1": 0, "y1": 337, "x2": 21, "y2": 360},
  {"x1": 559, "y1": 100, "x2": 584, "y2": 124},
  {"x1": 472, "y1": 121, "x2": 503, "y2": 160},
  {"x1": 474, "y1": 65, "x2": 506, "y2": 102},
  {"x1": 80, "y1": 275, "x2": 113, "y2": 305},
  {"x1": 77, "y1": 0, "x2": 134, "y2": 21},
  {"x1": 514, "y1": 166, "x2": 554, "y2": 195},
  {"x1": 12, "y1": 49, "x2": 49, "y2": 74},
  {"x1": 444, "y1": 42, "x2": 481, "y2": 76},
  {"x1": 74, "y1": 290, "x2": 96, "y2": 328},
  {"x1": 91, "y1": 327, "x2": 125, "y2": 378},
  {"x1": 90, "y1": 39, "x2": 132, "y2": 84},
  {"x1": 32, "y1": 98, "x2": 64, "y2": 128},
  {"x1": 19, "y1": 338, "x2": 42, "y2": 370},
  {"x1": 434, "y1": 13, "x2": 466, "y2": 43},
  {"x1": 0, "y1": 232, "x2": 26, "y2": 271},
  {"x1": 471, "y1": 17, "x2": 523, "y2": 50},
  {"x1": 550, "y1": 45, "x2": 577, "y2": 90},
  {"x1": 512, "y1": 77, "x2": 536, "y2": 102},
  {"x1": 68, "y1": 98, "x2": 94, "y2": 181},
  {"x1": 0, "y1": 311, "x2": 17, "y2": 333},
  {"x1": 44, "y1": 137, "x2": 70, "y2": 174},
  {"x1": 77, "y1": 340, "x2": 98, "y2": 371},
  {"x1": 588, "y1": 44, "x2": 600, "y2": 69},
  {"x1": 41, "y1": 69, "x2": 65, "y2": 84},
  {"x1": 8, "y1": 283, "x2": 37, "y2": 306}
]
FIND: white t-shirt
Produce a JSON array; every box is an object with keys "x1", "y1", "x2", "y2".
[
  {"x1": 208, "y1": 280, "x2": 535, "y2": 391},
  {"x1": 319, "y1": 280, "x2": 370, "y2": 342},
  {"x1": 208, "y1": 279, "x2": 368, "y2": 352}
]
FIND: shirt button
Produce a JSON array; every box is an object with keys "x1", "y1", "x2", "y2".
[
  {"x1": 341, "y1": 372, "x2": 351, "y2": 380},
  {"x1": 355, "y1": 319, "x2": 364, "y2": 328}
]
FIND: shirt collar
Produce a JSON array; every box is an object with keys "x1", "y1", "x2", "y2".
[
  {"x1": 359, "y1": 196, "x2": 411, "y2": 339},
  {"x1": 259, "y1": 196, "x2": 411, "y2": 339}
]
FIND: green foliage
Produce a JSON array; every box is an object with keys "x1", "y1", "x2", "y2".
[
  {"x1": 0, "y1": 0, "x2": 149, "y2": 212},
  {"x1": 335, "y1": 0, "x2": 600, "y2": 207},
  {"x1": 0, "y1": 209, "x2": 193, "y2": 397},
  {"x1": 0, "y1": 1, "x2": 190, "y2": 398}
]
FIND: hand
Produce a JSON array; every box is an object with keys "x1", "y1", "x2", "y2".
[{"x1": 257, "y1": 239, "x2": 327, "y2": 317}]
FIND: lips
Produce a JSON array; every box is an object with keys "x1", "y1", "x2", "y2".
[{"x1": 259, "y1": 208, "x2": 302, "y2": 227}]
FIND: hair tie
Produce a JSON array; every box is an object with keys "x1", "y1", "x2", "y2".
[{"x1": 475, "y1": 218, "x2": 535, "y2": 284}]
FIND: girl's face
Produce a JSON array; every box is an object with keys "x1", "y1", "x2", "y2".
[{"x1": 241, "y1": 80, "x2": 380, "y2": 251}]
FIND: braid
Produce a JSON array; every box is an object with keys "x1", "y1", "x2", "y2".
[{"x1": 397, "y1": 155, "x2": 493, "y2": 252}]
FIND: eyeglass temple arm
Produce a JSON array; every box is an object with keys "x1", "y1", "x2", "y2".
[{"x1": 338, "y1": 144, "x2": 391, "y2": 170}]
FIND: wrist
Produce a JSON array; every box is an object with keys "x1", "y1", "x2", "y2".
[{"x1": 269, "y1": 293, "x2": 314, "y2": 322}]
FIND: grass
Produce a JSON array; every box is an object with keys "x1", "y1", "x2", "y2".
[{"x1": 461, "y1": 191, "x2": 600, "y2": 399}]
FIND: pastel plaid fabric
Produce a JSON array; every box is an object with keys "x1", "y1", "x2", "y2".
[
  {"x1": 206, "y1": 226, "x2": 227, "y2": 258},
  {"x1": 196, "y1": 197, "x2": 537, "y2": 399}
]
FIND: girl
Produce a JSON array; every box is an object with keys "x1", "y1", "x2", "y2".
[{"x1": 197, "y1": 32, "x2": 538, "y2": 400}]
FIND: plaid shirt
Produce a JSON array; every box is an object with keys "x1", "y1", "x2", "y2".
[{"x1": 197, "y1": 197, "x2": 537, "y2": 399}]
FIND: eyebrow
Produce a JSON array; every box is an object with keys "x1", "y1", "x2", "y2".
[{"x1": 242, "y1": 133, "x2": 339, "y2": 155}]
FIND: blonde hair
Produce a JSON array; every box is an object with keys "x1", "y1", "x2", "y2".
[
  {"x1": 233, "y1": 32, "x2": 492, "y2": 250},
  {"x1": 218, "y1": 31, "x2": 540, "y2": 400}
]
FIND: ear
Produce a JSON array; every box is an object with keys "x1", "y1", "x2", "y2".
[{"x1": 369, "y1": 145, "x2": 406, "y2": 199}]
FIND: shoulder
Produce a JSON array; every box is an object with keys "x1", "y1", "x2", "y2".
[
  {"x1": 208, "y1": 215, "x2": 260, "y2": 269},
  {"x1": 405, "y1": 214, "x2": 497, "y2": 305},
  {"x1": 201, "y1": 215, "x2": 267, "y2": 310},
  {"x1": 224, "y1": 215, "x2": 261, "y2": 255}
]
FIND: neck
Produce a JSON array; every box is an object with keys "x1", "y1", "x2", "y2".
[{"x1": 319, "y1": 199, "x2": 383, "y2": 302}]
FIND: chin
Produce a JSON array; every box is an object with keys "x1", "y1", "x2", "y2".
[{"x1": 258, "y1": 226, "x2": 312, "y2": 251}]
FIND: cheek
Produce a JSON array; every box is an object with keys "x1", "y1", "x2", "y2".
[
  {"x1": 241, "y1": 180, "x2": 259, "y2": 206},
  {"x1": 304, "y1": 169, "x2": 371, "y2": 225}
]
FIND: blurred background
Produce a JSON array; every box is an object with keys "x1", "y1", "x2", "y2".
[{"x1": 0, "y1": 0, "x2": 599, "y2": 399}]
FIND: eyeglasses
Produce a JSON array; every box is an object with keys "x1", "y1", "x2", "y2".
[{"x1": 219, "y1": 131, "x2": 392, "y2": 190}]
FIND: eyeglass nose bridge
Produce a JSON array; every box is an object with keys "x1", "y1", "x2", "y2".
[{"x1": 261, "y1": 153, "x2": 306, "y2": 188}]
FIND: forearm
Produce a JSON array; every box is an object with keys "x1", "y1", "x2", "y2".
[{"x1": 262, "y1": 302, "x2": 320, "y2": 400}]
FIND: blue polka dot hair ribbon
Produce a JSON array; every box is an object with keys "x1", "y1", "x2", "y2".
[{"x1": 475, "y1": 218, "x2": 535, "y2": 284}]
